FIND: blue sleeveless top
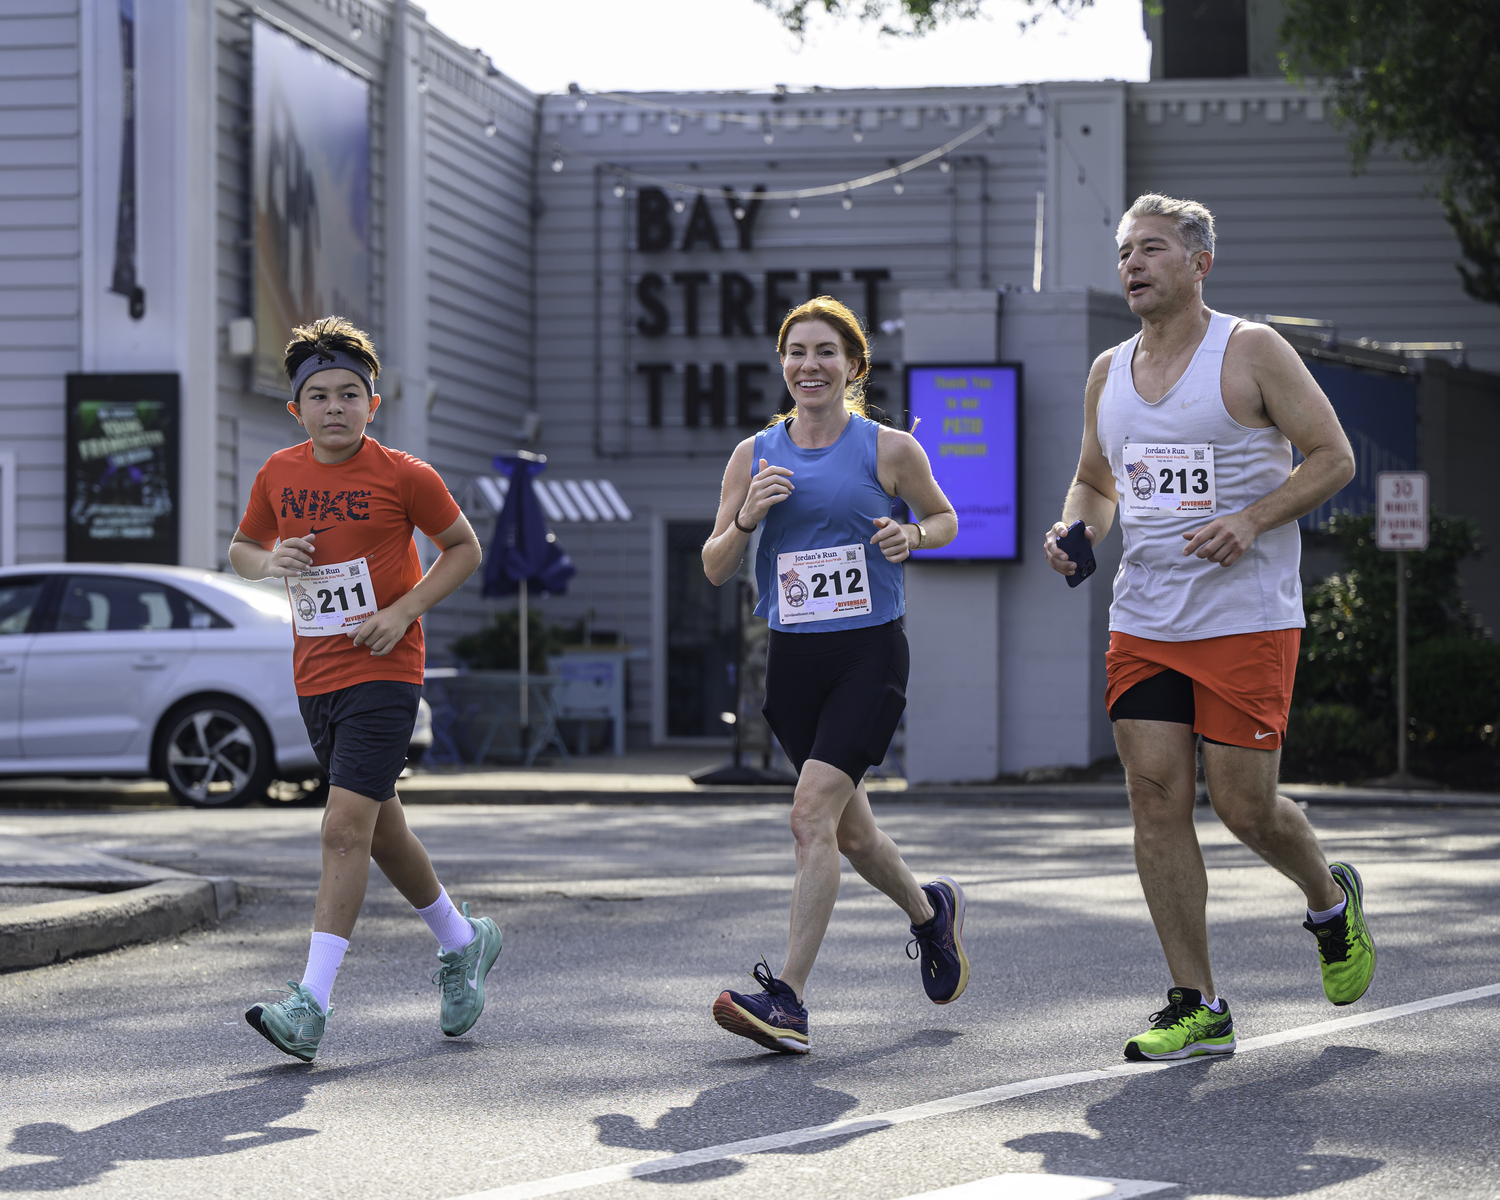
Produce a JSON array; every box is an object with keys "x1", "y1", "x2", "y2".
[{"x1": 752, "y1": 414, "x2": 905, "y2": 632}]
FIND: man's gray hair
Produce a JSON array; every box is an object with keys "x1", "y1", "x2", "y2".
[{"x1": 1116, "y1": 194, "x2": 1216, "y2": 257}]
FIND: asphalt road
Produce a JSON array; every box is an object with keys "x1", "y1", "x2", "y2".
[{"x1": 0, "y1": 802, "x2": 1496, "y2": 1200}]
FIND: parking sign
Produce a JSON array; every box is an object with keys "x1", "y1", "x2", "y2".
[{"x1": 1376, "y1": 471, "x2": 1428, "y2": 551}]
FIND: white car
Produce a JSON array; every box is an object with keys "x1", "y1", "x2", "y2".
[{"x1": 0, "y1": 563, "x2": 431, "y2": 807}]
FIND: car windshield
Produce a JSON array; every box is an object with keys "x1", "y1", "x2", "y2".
[{"x1": 210, "y1": 573, "x2": 291, "y2": 619}]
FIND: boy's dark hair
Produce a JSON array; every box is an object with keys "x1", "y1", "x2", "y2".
[{"x1": 283, "y1": 316, "x2": 380, "y2": 396}]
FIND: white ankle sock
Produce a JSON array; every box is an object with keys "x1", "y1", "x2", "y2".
[
  {"x1": 416, "y1": 887, "x2": 475, "y2": 954},
  {"x1": 1307, "y1": 897, "x2": 1347, "y2": 924},
  {"x1": 300, "y1": 932, "x2": 348, "y2": 1012},
  {"x1": 1203, "y1": 996, "x2": 1223, "y2": 1012}
]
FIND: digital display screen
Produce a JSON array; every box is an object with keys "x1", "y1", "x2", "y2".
[
  {"x1": 65, "y1": 373, "x2": 180, "y2": 564},
  {"x1": 905, "y1": 364, "x2": 1020, "y2": 561}
]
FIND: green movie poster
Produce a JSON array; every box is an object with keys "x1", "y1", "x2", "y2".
[{"x1": 65, "y1": 373, "x2": 180, "y2": 564}]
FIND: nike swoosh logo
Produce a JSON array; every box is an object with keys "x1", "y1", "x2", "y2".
[
  {"x1": 1254, "y1": 730, "x2": 1274, "y2": 740},
  {"x1": 309, "y1": 525, "x2": 337, "y2": 534},
  {"x1": 1182, "y1": 396, "x2": 1203, "y2": 408}
]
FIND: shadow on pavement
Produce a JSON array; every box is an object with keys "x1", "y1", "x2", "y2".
[
  {"x1": 0, "y1": 1048, "x2": 471, "y2": 1192},
  {"x1": 1006, "y1": 1045, "x2": 1384, "y2": 1196},
  {"x1": 593, "y1": 1028, "x2": 962, "y2": 1185}
]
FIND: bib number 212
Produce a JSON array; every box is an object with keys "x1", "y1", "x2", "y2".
[{"x1": 810, "y1": 568, "x2": 863, "y2": 599}]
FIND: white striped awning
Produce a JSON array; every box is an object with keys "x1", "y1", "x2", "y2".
[{"x1": 468, "y1": 476, "x2": 633, "y2": 523}]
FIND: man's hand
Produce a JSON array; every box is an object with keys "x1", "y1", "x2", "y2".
[
  {"x1": 349, "y1": 606, "x2": 414, "y2": 656},
  {"x1": 871, "y1": 516, "x2": 915, "y2": 562},
  {"x1": 265, "y1": 535, "x2": 316, "y2": 579},
  {"x1": 1044, "y1": 521, "x2": 1095, "y2": 576},
  {"x1": 1182, "y1": 512, "x2": 1259, "y2": 567}
]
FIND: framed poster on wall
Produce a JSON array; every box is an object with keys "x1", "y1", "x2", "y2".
[
  {"x1": 65, "y1": 373, "x2": 180, "y2": 564},
  {"x1": 252, "y1": 19, "x2": 371, "y2": 395},
  {"x1": 904, "y1": 363, "x2": 1022, "y2": 561}
]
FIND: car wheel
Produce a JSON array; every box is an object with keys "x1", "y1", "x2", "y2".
[{"x1": 158, "y1": 698, "x2": 274, "y2": 808}]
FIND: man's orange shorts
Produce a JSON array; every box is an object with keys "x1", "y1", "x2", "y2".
[{"x1": 1105, "y1": 629, "x2": 1300, "y2": 750}]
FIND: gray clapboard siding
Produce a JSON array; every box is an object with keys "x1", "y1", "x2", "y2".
[
  {"x1": 0, "y1": 0, "x2": 78, "y2": 562},
  {"x1": 1126, "y1": 82, "x2": 1499, "y2": 372}
]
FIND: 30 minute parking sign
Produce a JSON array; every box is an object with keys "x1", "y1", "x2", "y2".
[{"x1": 1375, "y1": 471, "x2": 1429, "y2": 551}]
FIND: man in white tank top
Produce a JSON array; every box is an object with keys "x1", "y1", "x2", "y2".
[{"x1": 1043, "y1": 194, "x2": 1377, "y2": 1061}]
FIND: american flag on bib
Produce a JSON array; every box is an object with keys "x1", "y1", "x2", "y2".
[{"x1": 1125, "y1": 459, "x2": 1150, "y2": 484}]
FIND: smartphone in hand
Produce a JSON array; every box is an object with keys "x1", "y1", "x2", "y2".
[{"x1": 1058, "y1": 520, "x2": 1096, "y2": 589}]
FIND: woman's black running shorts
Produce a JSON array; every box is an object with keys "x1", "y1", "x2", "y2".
[{"x1": 762, "y1": 618, "x2": 909, "y2": 786}]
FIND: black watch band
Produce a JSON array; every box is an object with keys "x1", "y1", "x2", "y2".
[{"x1": 734, "y1": 513, "x2": 758, "y2": 533}]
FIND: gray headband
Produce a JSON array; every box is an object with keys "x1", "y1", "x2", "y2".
[{"x1": 289, "y1": 349, "x2": 374, "y2": 404}]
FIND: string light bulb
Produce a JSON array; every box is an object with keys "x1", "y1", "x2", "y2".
[
  {"x1": 416, "y1": 71, "x2": 429, "y2": 94},
  {"x1": 551, "y1": 155, "x2": 564, "y2": 173},
  {"x1": 484, "y1": 120, "x2": 498, "y2": 137},
  {"x1": 852, "y1": 130, "x2": 864, "y2": 143},
  {"x1": 938, "y1": 158, "x2": 950, "y2": 173},
  {"x1": 575, "y1": 97, "x2": 587, "y2": 111},
  {"x1": 733, "y1": 205, "x2": 747, "y2": 220},
  {"x1": 842, "y1": 194, "x2": 853, "y2": 210},
  {"x1": 350, "y1": 23, "x2": 362, "y2": 39},
  {"x1": 893, "y1": 179, "x2": 905, "y2": 195},
  {"x1": 613, "y1": 183, "x2": 625, "y2": 199},
  {"x1": 789, "y1": 203, "x2": 801, "y2": 219},
  {"x1": 763, "y1": 132, "x2": 774, "y2": 145},
  {"x1": 673, "y1": 196, "x2": 686, "y2": 213},
  {"x1": 666, "y1": 114, "x2": 682, "y2": 134}
]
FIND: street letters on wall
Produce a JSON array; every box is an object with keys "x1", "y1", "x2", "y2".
[{"x1": 628, "y1": 188, "x2": 895, "y2": 431}]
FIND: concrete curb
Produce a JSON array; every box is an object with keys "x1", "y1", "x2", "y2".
[
  {"x1": 0, "y1": 876, "x2": 239, "y2": 972},
  {"x1": 394, "y1": 784, "x2": 1500, "y2": 809}
]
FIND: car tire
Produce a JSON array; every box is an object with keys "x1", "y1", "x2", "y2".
[{"x1": 157, "y1": 697, "x2": 275, "y2": 808}]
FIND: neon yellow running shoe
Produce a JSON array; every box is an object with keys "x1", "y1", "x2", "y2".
[
  {"x1": 1123, "y1": 987, "x2": 1236, "y2": 1061},
  {"x1": 1305, "y1": 862, "x2": 1375, "y2": 1006}
]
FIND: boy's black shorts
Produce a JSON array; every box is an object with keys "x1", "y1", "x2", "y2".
[{"x1": 298, "y1": 680, "x2": 422, "y2": 801}]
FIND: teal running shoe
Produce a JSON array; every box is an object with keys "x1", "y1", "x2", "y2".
[
  {"x1": 1306, "y1": 861, "x2": 1375, "y2": 1006},
  {"x1": 1123, "y1": 987, "x2": 1236, "y2": 1061},
  {"x1": 245, "y1": 982, "x2": 327, "y2": 1062},
  {"x1": 432, "y1": 903, "x2": 503, "y2": 1037}
]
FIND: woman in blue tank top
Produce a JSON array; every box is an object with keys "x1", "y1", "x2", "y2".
[{"x1": 700, "y1": 296, "x2": 967, "y2": 1054}]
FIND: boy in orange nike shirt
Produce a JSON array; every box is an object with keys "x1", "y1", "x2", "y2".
[{"x1": 231, "y1": 316, "x2": 498, "y2": 1061}]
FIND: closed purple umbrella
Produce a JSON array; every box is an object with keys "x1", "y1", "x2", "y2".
[{"x1": 482, "y1": 451, "x2": 575, "y2": 728}]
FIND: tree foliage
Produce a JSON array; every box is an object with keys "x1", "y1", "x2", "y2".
[
  {"x1": 1279, "y1": 0, "x2": 1500, "y2": 305},
  {"x1": 1298, "y1": 510, "x2": 1487, "y2": 711},
  {"x1": 756, "y1": 0, "x2": 1091, "y2": 39}
]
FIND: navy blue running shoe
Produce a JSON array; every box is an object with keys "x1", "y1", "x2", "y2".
[
  {"x1": 907, "y1": 876, "x2": 970, "y2": 1004},
  {"x1": 712, "y1": 958, "x2": 809, "y2": 1054}
]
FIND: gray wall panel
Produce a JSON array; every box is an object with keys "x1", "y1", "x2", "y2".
[
  {"x1": 1126, "y1": 83, "x2": 1500, "y2": 372},
  {"x1": 0, "y1": 0, "x2": 78, "y2": 563}
]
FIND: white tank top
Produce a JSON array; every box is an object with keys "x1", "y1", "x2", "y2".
[{"x1": 1096, "y1": 311, "x2": 1304, "y2": 641}]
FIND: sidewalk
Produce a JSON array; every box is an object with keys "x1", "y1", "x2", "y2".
[
  {"x1": 1, "y1": 746, "x2": 1496, "y2": 809},
  {"x1": 0, "y1": 834, "x2": 239, "y2": 971}
]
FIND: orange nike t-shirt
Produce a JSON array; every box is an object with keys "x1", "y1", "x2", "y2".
[{"x1": 239, "y1": 437, "x2": 461, "y2": 697}]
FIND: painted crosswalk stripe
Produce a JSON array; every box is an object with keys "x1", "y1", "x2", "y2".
[
  {"x1": 449, "y1": 981, "x2": 1500, "y2": 1200},
  {"x1": 898, "y1": 1173, "x2": 1178, "y2": 1199}
]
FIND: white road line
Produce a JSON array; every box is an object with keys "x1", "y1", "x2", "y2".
[
  {"x1": 449, "y1": 982, "x2": 1500, "y2": 1200},
  {"x1": 899, "y1": 1173, "x2": 1178, "y2": 1199}
]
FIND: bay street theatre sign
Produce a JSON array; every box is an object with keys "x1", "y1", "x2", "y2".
[{"x1": 622, "y1": 187, "x2": 897, "y2": 449}]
